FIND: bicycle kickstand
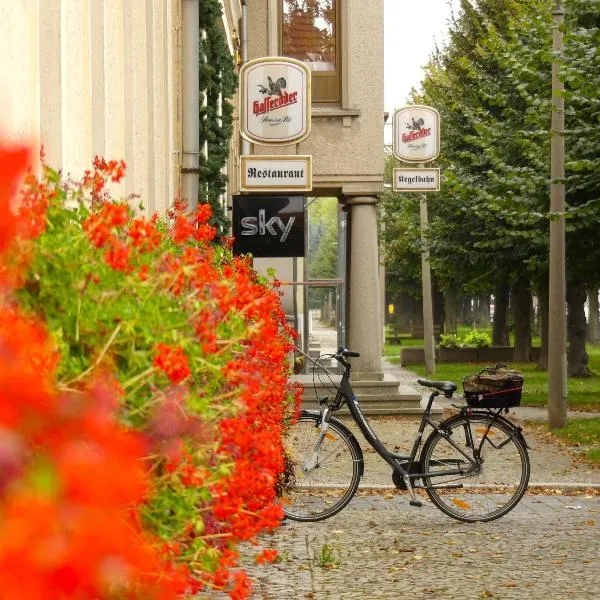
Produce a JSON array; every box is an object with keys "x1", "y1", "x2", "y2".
[{"x1": 403, "y1": 474, "x2": 422, "y2": 508}]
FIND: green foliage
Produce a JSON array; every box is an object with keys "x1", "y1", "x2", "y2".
[
  {"x1": 381, "y1": 0, "x2": 600, "y2": 303},
  {"x1": 408, "y1": 344, "x2": 600, "y2": 409},
  {"x1": 549, "y1": 418, "x2": 600, "y2": 464},
  {"x1": 439, "y1": 333, "x2": 461, "y2": 349},
  {"x1": 199, "y1": 0, "x2": 237, "y2": 236},
  {"x1": 313, "y1": 543, "x2": 340, "y2": 569},
  {"x1": 462, "y1": 329, "x2": 491, "y2": 348},
  {"x1": 308, "y1": 197, "x2": 339, "y2": 279}
]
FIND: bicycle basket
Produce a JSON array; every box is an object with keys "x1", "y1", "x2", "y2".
[{"x1": 462, "y1": 365, "x2": 523, "y2": 408}]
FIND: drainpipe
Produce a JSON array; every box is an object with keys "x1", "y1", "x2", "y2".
[
  {"x1": 240, "y1": 0, "x2": 250, "y2": 156},
  {"x1": 182, "y1": 0, "x2": 200, "y2": 208}
]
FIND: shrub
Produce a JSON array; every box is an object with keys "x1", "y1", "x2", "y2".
[
  {"x1": 439, "y1": 333, "x2": 461, "y2": 349},
  {"x1": 1, "y1": 149, "x2": 300, "y2": 598},
  {"x1": 463, "y1": 329, "x2": 491, "y2": 348}
]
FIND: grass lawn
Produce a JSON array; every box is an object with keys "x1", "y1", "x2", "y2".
[
  {"x1": 548, "y1": 418, "x2": 600, "y2": 464},
  {"x1": 387, "y1": 344, "x2": 600, "y2": 411}
]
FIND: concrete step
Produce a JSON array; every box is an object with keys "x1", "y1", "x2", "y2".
[{"x1": 292, "y1": 373, "x2": 439, "y2": 415}]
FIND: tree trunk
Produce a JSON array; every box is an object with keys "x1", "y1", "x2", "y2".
[
  {"x1": 511, "y1": 281, "x2": 532, "y2": 362},
  {"x1": 475, "y1": 294, "x2": 491, "y2": 328},
  {"x1": 588, "y1": 286, "x2": 599, "y2": 343},
  {"x1": 461, "y1": 297, "x2": 473, "y2": 327},
  {"x1": 492, "y1": 282, "x2": 509, "y2": 346},
  {"x1": 433, "y1": 285, "x2": 444, "y2": 340},
  {"x1": 444, "y1": 287, "x2": 459, "y2": 334},
  {"x1": 567, "y1": 282, "x2": 591, "y2": 376},
  {"x1": 411, "y1": 297, "x2": 424, "y2": 339},
  {"x1": 536, "y1": 278, "x2": 549, "y2": 370}
]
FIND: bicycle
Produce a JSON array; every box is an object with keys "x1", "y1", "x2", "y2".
[{"x1": 280, "y1": 348, "x2": 530, "y2": 523}]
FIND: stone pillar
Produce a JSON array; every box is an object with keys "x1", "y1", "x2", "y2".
[
  {"x1": 39, "y1": 0, "x2": 62, "y2": 168},
  {"x1": 345, "y1": 196, "x2": 382, "y2": 380},
  {"x1": 104, "y1": 0, "x2": 126, "y2": 199},
  {"x1": 61, "y1": 0, "x2": 92, "y2": 177}
]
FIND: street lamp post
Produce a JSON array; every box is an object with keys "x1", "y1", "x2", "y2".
[{"x1": 548, "y1": 2, "x2": 568, "y2": 429}]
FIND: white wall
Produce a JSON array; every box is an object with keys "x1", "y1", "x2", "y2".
[{"x1": 0, "y1": 0, "x2": 179, "y2": 216}]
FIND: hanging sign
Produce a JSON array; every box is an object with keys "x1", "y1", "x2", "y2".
[
  {"x1": 240, "y1": 57, "x2": 311, "y2": 146},
  {"x1": 393, "y1": 168, "x2": 440, "y2": 192},
  {"x1": 392, "y1": 105, "x2": 440, "y2": 163},
  {"x1": 232, "y1": 195, "x2": 305, "y2": 258},
  {"x1": 240, "y1": 155, "x2": 312, "y2": 192}
]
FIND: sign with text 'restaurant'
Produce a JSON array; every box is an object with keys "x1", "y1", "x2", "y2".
[
  {"x1": 240, "y1": 155, "x2": 312, "y2": 192},
  {"x1": 392, "y1": 105, "x2": 440, "y2": 163},
  {"x1": 393, "y1": 168, "x2": 440, "y2": 192},
  {"x1": 240, "y1": 57, "x2": 311, "y2": 146},
  {"x1": 232, "y1": 195, "x2": 305, "y2": 258}
]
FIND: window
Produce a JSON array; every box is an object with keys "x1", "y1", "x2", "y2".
[{"x1": 281, "y1": 0, "x2": 340, "y2": 104}]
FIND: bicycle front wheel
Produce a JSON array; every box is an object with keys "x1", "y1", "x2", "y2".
[
  {"x1": 421, "y1": 413, "x2": 530, "y2": 522},
  {"x1": 280, "y1": 413, "x2": 363, "y2": 522}
]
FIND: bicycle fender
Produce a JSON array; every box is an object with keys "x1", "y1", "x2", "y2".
[{"x1": 444, "y1": 410, "x2": 530, "y2": 449}]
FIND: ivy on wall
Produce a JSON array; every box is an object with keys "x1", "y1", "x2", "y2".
[{"x1": 199, "y1": 0, "x2": 237, "y2": 235}]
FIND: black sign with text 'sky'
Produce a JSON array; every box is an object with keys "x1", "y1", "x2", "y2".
[{"x1": 232, "y1": 195, "x2": 305, "y2": 258}]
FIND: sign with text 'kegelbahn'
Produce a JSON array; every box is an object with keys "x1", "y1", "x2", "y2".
[
  {"x1": 393, "y1": 168, "x2": 440, "y2": 192},
  {"x1": 392, "y1": 105, "x2": 440, "y2": 163},
  {"x1": 240, "y1": 57, "x2": 311, "y2": 146},
  {"x1": 232, "y1": 195, "x2": 305, "y2": 258},
  {"x1": 240, "y1": 155, "x2": 312, "y2": 192}
]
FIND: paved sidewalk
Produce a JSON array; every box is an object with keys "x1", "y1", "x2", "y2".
[
  {"x1": 242, "y1": 493, "x2": 599, "y2": 600},
  {"x1": 203, "y1": 360, "x2": 600, "y2": 599}
]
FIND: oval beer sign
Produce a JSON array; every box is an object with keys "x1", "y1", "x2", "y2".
[
  {"x1": 392, "y1": 105, "x2": 440, "y2": 163},
  {"x1": 240, "y1": 57, "x2": 311, "y2": 146}
]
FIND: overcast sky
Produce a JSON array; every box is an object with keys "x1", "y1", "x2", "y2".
[{"x1": 384, "y1": 0, "x2": 460, "y2": 143}]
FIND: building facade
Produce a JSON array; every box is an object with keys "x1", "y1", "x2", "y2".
[
  {"x1": 1, "y1": 0, "x2": 394, "y2": 390},
  {"x1": 234, "y1": 0, "x2": 386, "y2": 381}
]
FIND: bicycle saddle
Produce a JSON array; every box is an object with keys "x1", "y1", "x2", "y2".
[{"x1": 417, "y1": 378, "x2": 457, "y2": 397}]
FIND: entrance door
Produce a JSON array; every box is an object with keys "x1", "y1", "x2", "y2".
[{"x1": 253, "y1": 196, "x2": 346, "y2": 374}]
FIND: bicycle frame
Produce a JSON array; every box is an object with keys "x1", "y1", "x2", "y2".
[{"x1": 316, "y1": 366, "x2": 520, "y2": 504}]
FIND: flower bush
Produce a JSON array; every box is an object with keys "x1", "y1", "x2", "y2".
[{"x1": 0, "y1": 143, "x2": 301, "y2": 598}]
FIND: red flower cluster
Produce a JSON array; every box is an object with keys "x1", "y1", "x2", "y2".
[
  {"x1": 12, "y1": 153, "x2": 301, "y2": 599},
  {"x1": 0, "y1": 142, "x2": 187, "y2": 599},
  {"x1": 153, "y1": 343, "x2": 191, "y2": 384}
]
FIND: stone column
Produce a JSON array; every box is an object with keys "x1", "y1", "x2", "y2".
[
  {"x1": 345, "y1": 195, "x2": 382, "y2": 380},
  {"x1": 61, "y1": 0, "x2": 92, "y2": 177},
  {"x1": 39, "y1": 0, "x2": 62, "y2": 168},
  {"x1": 104, "y1": 0, "x2": 126, "y2": 199}
]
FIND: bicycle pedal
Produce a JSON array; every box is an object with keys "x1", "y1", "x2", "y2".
[{"x1": 409, "y1": 500, "x2": 423, "y2": 508}]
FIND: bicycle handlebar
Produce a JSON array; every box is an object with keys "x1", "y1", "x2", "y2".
[
  {"x1": 337, "y1": 347, "x2": 360, "y2": 358},
  {"x1": 330, "y1": 348, "x2": 360, "y2": 371}
]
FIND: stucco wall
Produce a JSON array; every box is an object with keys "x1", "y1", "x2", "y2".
[
  {"x1": 0, "y1": 0, "x2": 178, "y2": 216},
  {"x1": 245, "y1": 0, "x2": 384, "y2": 195}
]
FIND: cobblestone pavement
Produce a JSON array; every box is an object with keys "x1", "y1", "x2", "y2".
[
  {"x1": 201, "y1": 354, "x2": 600, "y2": 599},
  {"x1": 200, "y1": 411, "x2": 600, "y2": 600},
  {"x1": 241, "y1": 493, "x2": 599, "y2": 600}
]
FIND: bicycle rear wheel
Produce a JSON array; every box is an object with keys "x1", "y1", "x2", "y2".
[
  {"x1": 421, "y1": 413, "x2": 530, "y2": 522},
  {"x1": 280, "y1": 413, "x2": 363, "y2": 522}
]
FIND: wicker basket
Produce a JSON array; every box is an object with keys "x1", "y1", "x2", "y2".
[{"x1": 462, "y1": 366, "x2": 523, "y2": 408}]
